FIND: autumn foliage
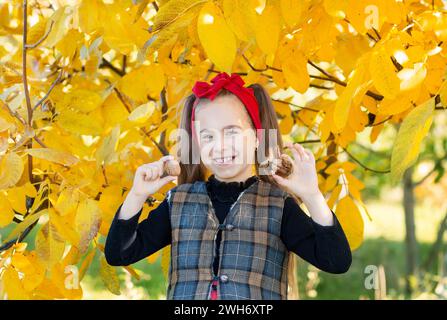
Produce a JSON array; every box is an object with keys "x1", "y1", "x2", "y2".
[{"x1": 0, "y1": 0, "x2": 447, "y2": 299}]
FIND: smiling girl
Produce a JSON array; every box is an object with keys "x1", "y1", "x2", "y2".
[{"x1": 105, "y1": 72, "x2": 352, "y2": 300}]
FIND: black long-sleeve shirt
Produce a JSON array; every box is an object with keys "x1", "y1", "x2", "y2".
[{"x1": 104, "y1": 175, "x2": 352, "y2": 274}]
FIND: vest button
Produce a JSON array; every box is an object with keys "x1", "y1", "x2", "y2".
[
  {"x1": 226, "y1": 224, "x2": 234, "y2": 231},
  {"x1": 220, "y1": 274, "x2": 229, "y2": 283}
]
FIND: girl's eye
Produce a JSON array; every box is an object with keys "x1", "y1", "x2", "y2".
[
  {"x1": 201, "y1": 135, "x2": 213, "y2": 140},
  {"x1": 225, "y1": 129, "x2": 239, "y2": 135}
]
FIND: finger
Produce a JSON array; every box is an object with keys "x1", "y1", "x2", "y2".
[
  {"x1": 295, "y1": 143, "x2": 307, "y2": 161},
  {"x1": 304, "y1": 148, "x2": 314, "y2": 160},
  {"x1": 144, "y1": 168, "x2": 154, "y2": 181},
  {"x1": 142, "y1": 169, "x2": 149, "y2": 181},
  {"x1": 147, "y1": 166, "x2": 158, "y2": 181},
  {"x1": 275, "y1": 145, "x2": 281, "y2": 158},
  {"x1": 158, "y1": 155, "x2": 175, "y2": 166},
  {"x1": 289, "y1": 143, "x2": 301, "y2": 162},
  {"x1": 272, "y1": 173, "x2": 288, "y2": 186},
  {"x1": 281, "y1": 153, "x2": 294, "y2": 166},
  {"x1": 157, "y1": 155, "x2": 175, "y2": 173},
  {"x1": 158, "y1": 175, "x2": 177, "y2": 188},
  {"x1": 297, "y1": 144, "x2": 309, "y2": 160}
]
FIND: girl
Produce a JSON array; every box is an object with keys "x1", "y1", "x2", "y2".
[{"x1": 104, "y1": 72, "x2": 352, "y2": 300}]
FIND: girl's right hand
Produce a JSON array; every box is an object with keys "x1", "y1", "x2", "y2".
[{"x1": 130, "y1": 155, "x2": 179, "y2": 198}]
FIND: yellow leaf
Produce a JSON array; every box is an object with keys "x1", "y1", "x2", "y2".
[
  {"x1": 128, "y1": 102, "x2": 156, "y2": 123},
  {"x1": 79, "y1": 248, "x2": 97, "y2": 281},
  {"x1": 55, "y1": 29, "x2": 83, "y2": 59},
  {"x1": 0, "y1": 151, "x2": 24, "y2": 189},
  {"x1": 161, "y1": 245, "x2": 171, "y2": 280},
  {"x1": 50, "y1": 262, "x2": 83, "y2": 299},
  {"x1": 255, "y1": 5, "x2": 280, "y2": 55},
  {"x1": 27, "y1": 18, "x2": 48, "y2": 45},
  {"x1": 44, "y1": 6, "x2": 72, "y2": 48},
  {"x1": 102, "y1": 2, "x2": 148, "y2": 55},
  {"x1": 22, "y1": 181, "x2": 37, "y2": 198},
  {"x1": 334, "y1": 61, "x2": 369, "y2": 130},
  {"x1": 0, "y1": 192, "x2": 14, "y2": 227},
  {"x1": 398, "y1": 62, "x2": 427, "y2": 92},
  {"x1": 19, "y1": 252, "x2": 46, "y2": 292},
  {"x1": 0, "y1": 115, "x2": 14, "y2": 132},
  {"x1": 123, "y1": 265, "x2": 141, "y2": 281},
  {"x1": 437, "y1": 80, "x2": 447, "y2": 108},
  {"x1": 152, "y1": 0, "x2": 207, "y2": 32},
  {"x1": 377, "y1": 86, "x2": 421, "y2": 116},
  {"x1": 118, "y1": 65, "x2": 166, "y2": 103},
  {"x1": 335, "y1": 196, "x2": 364, "y2": 250},
  {"x1": 57, "y1": 108, "x2": 103, "y2": 135},
  {"x1": 281, "y1": 47, "x2": 309, "y2": 93},
  {"x1": 49, "y1": 208, "x2": 81, "y2": 246},
  {"x1": 147, "y1": 250, "x2": 160, "y2": 264},
  {"x1": 35, "y1": 222, "x2": 66, "y2": 270},
  {"x1": 98, "y1": 185, "x2": 124, "y2": 236},
  {"x1": 25, "y1": 148, "x2": 79, "y2": 166},
  {"x1": 279, "y1": 116, "x2": 294, "y2": 135},
  {"x1": 3, "y1": 209, "x2": 47, "y2": 243},
  {"x1": 223, "y1": 0, "x2": 257, "y2": 42},
  {"x1": 2, "y1": 267, "x2": 30, "y2": 299},
  {"x1": 99, "y1": 255, "x2": 121, "y2": 295},
  {"x1": 59, "y1": 89, "x2": 104, "y2": 113},
  {"x1": 369, "y1": 47, "x2": 400, "y2": 99},
  {"x1": 390, "y1": 98, "x2": 435, "y2": 184},
  {"x1": 78, "y1": 0, "x2": 105, "y2": 34},
  {"x1": 280, "y1": 0, "x2": 305, "y2": 27},
  {"x1": 335, "y1": 34, "x2": 370, "y2": 76},
  {"x1": 75, "y1": 199, "x2": 102, "y2": 254},
  {"x1": 197, "y1": 2, "x2": 237, "y2": 72},
  {"x1": 54, "y1": 187, "x2": 80, "y2": 216},
  {"x1": 61, "y1": 245, "x2": 81, "y2": 266},
  {"x1": 6, "y1": 186, "x2": 27, "y2": 214},
  {"x1": 272, "y1": 99, "x2": 292, "y2": 117},
  {"x1": 95, "y1": 125, "x2": 120, "y2": 167}
]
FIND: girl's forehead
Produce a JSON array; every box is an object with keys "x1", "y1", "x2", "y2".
[{"x1": 194, "y1": 95, "x2": 253, "y2": 129}]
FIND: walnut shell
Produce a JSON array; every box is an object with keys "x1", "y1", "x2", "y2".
[
  {"x1": 164, "y1": 159, "x2": 181, "y2": 176},
  {"x1": 275, "y1": 154, "x2": 293, "y2": 177},
  {"x1": 258, "y1": 154, "x2": 293, "y2": 177}
]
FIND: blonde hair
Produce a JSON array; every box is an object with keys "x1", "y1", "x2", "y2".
[{"x1": 175, "y1": 82, "x2": 300, "y2": 299}]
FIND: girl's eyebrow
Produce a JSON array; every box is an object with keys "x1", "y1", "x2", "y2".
[{"x1": 200, "y1": 125, "x2": 242, "y2": 134}]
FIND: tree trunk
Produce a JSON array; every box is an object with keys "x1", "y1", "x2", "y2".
[{"x1": 403, "y1": 165, "x2": 419, "y2": 296}]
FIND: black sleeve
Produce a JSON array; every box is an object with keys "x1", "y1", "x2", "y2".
[
  {"x1": 104, "y1": 198, "x2": 171, "y2": 266},
  {"x1": 280, "y1": 196, "x2": 352, "y2": 274}
]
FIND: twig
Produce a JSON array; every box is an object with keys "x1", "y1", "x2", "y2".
[
  {"x1": 25, "y1": 20, "x2": 54, "y2": 49},
  {"x1": 100, "y1": 58, "x2": 125, "y2": 76},
  {"x1": 22, "y1": 0, "x2": 34, "y2": 184},
  {"x1": 33, "y1": 69, "x2": 63, "y2": 111}
]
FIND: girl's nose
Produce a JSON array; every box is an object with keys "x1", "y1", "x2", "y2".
[{"x1": 214, "y1": 134, "x2": 235, "y2": 150}]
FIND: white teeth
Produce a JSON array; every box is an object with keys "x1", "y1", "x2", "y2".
[{"x1": 214, "y1": 156, "x2": 234, "y2": 164}]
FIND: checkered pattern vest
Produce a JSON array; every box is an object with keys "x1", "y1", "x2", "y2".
[{"x1": 165, "y1": 178, "x2": 290, "y2": 300}]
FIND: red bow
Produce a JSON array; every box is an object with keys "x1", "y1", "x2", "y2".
[
  {"x1": 190, "y1": 72, "x2": 262, "y2": 142},
  {"x1": 192, "y1": 72, "x2": 246, "y2": 100}
]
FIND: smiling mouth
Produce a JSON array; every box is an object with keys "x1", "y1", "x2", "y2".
[{"x1": 213, "y1": 155, "x2": 236, "y2": 164}]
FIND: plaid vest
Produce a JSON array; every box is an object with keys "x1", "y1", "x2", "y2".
[{"x1": 165, "y1": 178, "x2": 290, "y2": 300}]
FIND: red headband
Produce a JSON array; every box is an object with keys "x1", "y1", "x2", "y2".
[{"x1": 190, "y1": 72, "x2": 262, "y2": 143}]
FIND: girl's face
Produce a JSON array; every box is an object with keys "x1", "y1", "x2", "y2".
[{"x1": 193, "y1": 94, "x2": 259, "y2": 182}]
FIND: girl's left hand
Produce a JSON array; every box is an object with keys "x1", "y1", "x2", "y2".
[{"x1": 272, "y1": 142, "x2": 321, "y2": 200}]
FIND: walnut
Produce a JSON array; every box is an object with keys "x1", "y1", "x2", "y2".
[
  {"x1": 275, "y1": 153, "x2": 293, "y2": 177},
  {"x1": 259, "y1": 153, "x2": 293, "y2": 177},
  {"x1": 163, "y1": 159, "x2": 181, "y2": 176}
]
